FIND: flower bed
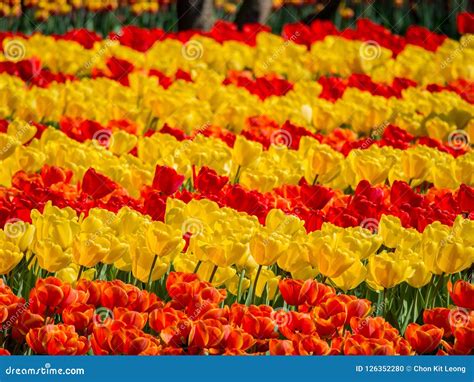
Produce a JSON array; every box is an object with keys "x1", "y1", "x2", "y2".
[{"x1": 0, "y1": 19, "x2": 473, "y2": 356}]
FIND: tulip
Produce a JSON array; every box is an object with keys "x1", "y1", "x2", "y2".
[
  {"x1": 304, "y1": 144, "x2": 343, "y2": 185},
  {"x1": 423, "y1": 308, "x2": 452, "y2": 337},
  {"x1": 152, "y1": 165, "x2": 185, "y2": 196},
  {"x1": 350, "y1": 316, "x2": 387, "y2": 339},
  {"x1": 131, "y1": 230, "x2": 173, "y2": 284},
  {"x1": 311, "y1": 297, "x2": 347, "y2": 338},
  {"x1": 56, "y1": 264, "x2": 96, "y2": 285},
  {"x1": 405, "y1": 323, "x2": 443, "y2": 354},
  {"x1": 145, "y1": 221, "x2": 185, "y2": 259},
  {"x1": 0, "y1": 133, "x2": 19, "y2": 160},
  {"x1": 108, "y1": 130, "x2": 137, "y2": 155},
  {"x1": 344, "y1": 334, "x2": 395, "y2": 355},
  {"x1": 232, "y1": 135, "x2": 262, "y2": 168},
  {"x1": 3, "y1": 221, "x2": 35, "y2": 252},
  {"x1": 11, "y1": 310, "x2": 44, "y2": 342},
  {"x1": 35, "y1": 239, "x2": 72, "y2": 272},
  {"x1": 308, "y1": 235, "x2": 356, "y2": 279},
  {"x1": 113, "y1": 307, "x2": 148, "y2": 330},
  {"x1": 0, "y1": 237, "x2": 22, "y2": 275},
  {"x1": 249, "y1": 229, "x2": 289, "y2": 267},
  {"x1": 26, "y1": 324, "x2": 89, "y2": 355},
  {"x1": 62, "y1": 303, "x2": 94, "y2": 332},
  {"x1": 367, "y1": 251, "x2": 412, "y2": 289},
  {"x1": 331, "y1": 260, "x2": 367, "y2": 291},
  {"x1": 279, "y1": 279, "x2": 306, "y2": 306},
  {"x1": 436, "y1": 238, "x2": 473, "y2": 274},
  {"x1": 448, "y1": 280, "x2": 474, "y2": 310},
  {"x1": 91, "y1": 321, "x2": 161, "y2": 355},
  {"x1": 400, "y1": 148, "x2": 432, "y2": 184},
  {"x1": 265, "y1": 209, "x2": 306, "y2": 238},
  {"x1": 31, "y1": 202, "x2": 80, "y2": 250}
]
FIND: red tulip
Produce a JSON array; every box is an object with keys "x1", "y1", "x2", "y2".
[
  {"x1": 152, "y1": 165, "x2": 185, "y2": 195},
  {"x1": 457, "y1": 184, "x2": 474, "y2": 213},
  {"x1": 81, "y1": 168, "x2": 118, "y2": 199},
  {"x1": 457, "y1": 12, "x2": 474, "y2": 34},
  {"x1": 279, "y1": 279, "x2": 306, "y2": 306},
  {"x1": 194, "y1": 166, "x2": 228, "y2": 195},
  {"x1": 448, "y1": 280, "x2": 474, "y2": 310}
]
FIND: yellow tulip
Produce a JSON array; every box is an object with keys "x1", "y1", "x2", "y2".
[
  {"x1": 249, "y1": 268, "x2": 280, "y2": 299},
  {"x1": 367, "y1": 251, "x2": 413, "y2": 289},
  {"x1": 72, "y1": 235, "x2": 111, "y2": 268},
  {"x1": 309, "y1": 240, "x2": 356, "y2": 278},
  {"x1": 277, "y1": 241, "x2": 311, "y2": 273},
  {"x1": 3, "y1": 220, "x2": 35, "y2": 252},
  {"x1": 436, "y1": 238, "x2": 473, "y2": 274},
  {"x1": 0, "y1": 133, "x2": 19, "y2": 160},
  {"x1": 304, "y1": 144, "x2": 343, "y2": 184},
  {"x1": 31, "y1": 202, "x2": 80, "y2": 250},
  {"x1": 400, "y1": 148, "x2": 432, "y2": 183},
  {"x1": 331, "y1": 260, "x2": 367, "y2": 291},
  {"x1": 232, "y1": 135, "x2": 262, "y2": 168},
  {"x1": 56, "y1": 263, "x2": 95, "y2": 285},
  {"x1": 35, "y1": 239, "x2": 72, "y2": 272},
  {"x1": 145, "y1": 221, "x2": 185, "y2": 259},
  {"x1": 249, "y1": 230, "x2": 289, "y2": 266},
  {"x1": 109, "y1": 130, "x2": 138, "y2": 156},
  {"x1": 130, "y1": 232, "x2": 170, "y2": 283},
  {"x1": 265, "y1": 209, "x2": 306, "y2": 238},
  {"x1": 7, "y1": 120, "x2": 37, "y2": 145},
  {"x1": 0, "y1": 234, "x2": 22, "y2": 274}
]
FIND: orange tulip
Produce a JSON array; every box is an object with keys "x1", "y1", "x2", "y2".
[
  {"x1": 293, "y1": 333, "x2": 330, "y2": 355},
  {"x1": 11, "y1": 310, "x2": 44, "y2": 342},
  {"x1": 350, "y1": 316, "x2": 386, "y2": 339},
  {"x1": 29, "y1": 277, "x2": 87, "y2": 316},
  {"x1": 405, "y1": 323, "x2": 443, "y2": 354},
  {"x1": 91, "y1": 320, "x2": 160, "y2": 355},
  {"x1": 62, "y1": 303, "x2": 94, "y2": 332},
  {"x1": 344, "y1": 334, "x2": 395, "y2": 355},
  {"x1": 113, "y1": 307, "x2": 148, "y2": 330},
  {"x1": 26, "y1": 324, "x2": 89, "y2": 355},
  {"x1": 221, "y1": 326, "x2": 255, "y2": 354},
  {"x1": 312, "y1": 296, "x2": 347, "y2": 338},
  {"x1": 149, "y1": 307, "x2": 187, "y2": 332},
  {"x1": 423, "y1": 308, "x2": 452, "y2": 337},
  {"x1": 269, "y1": 339, "x2": 295, "y2": 355}
]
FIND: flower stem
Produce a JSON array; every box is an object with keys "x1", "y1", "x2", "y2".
[
  {"x1": 208, "y1": 265, "x2": 218, "y2": 284},
  {"x1": 233, "y1": 165, "x2": 241, "y2": 184},
  {"x1": 193, "y1": 260, "x2": 202, "y2": 274},
  {"x1": 236, "y1": 269, "x2": 246, "y2": 303},
  {"x1": 147, "y1": 255, "x2": 158, "y2": 287},
  {"x1": 76, "y1": 265, "x2": 85, "y2": 281},
  {"x1": 250, "y1": 265, "x2": 263, "y2": 305}
]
